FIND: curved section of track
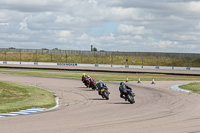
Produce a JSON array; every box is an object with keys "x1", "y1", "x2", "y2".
[{"x1": 0, "y1": 74, "x2": 200, "y2": 133}]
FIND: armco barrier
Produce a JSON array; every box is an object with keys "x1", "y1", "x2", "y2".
[
  {"x1": 0, "y1": 61, "x2": 200, "y2": 71},
  {"x1": 57, "y1": 63, "x2": 77, "y2": 66}
]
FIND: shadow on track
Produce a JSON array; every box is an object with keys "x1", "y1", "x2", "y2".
[
  {"x1": 89, "y1": 98, "x2": 107, "y2": 100},
  {"x1": 84, "y1": 89, "x2": 95, "y2": 91},
  {"x1": 78, "y1": 87, "x2": 86, "y2": 88},
  {"x1": 77, "y1": 87, "x2": 95, "y2": 91},
  {"x1": 109, "y1": 102, "x2": 133, "y2": 104}
]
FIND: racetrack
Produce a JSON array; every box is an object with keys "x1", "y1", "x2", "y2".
[{"x1": 0, "y1": 74, "x2": 200, "y2": 133}]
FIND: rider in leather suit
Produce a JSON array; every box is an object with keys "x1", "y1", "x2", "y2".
[
  {"x1": 119, "y1": 82, "x2": 132, "y2": 99},
  {"x1": 97, "y1": 80, "x2": 108, "y2": 95}
]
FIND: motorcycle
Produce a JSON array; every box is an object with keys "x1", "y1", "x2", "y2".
[
  {"x1": 98, "y1": 85, "x2": 110, "y2": 100},
  {"x1": 82, "y1": 78, "x2": 89, "y2": 88},
  {"x1": 82, "y1": 76, "x2": 89, "y2": 88},
  {"x1": 121, "y1": 88, "x2": 135, "y2": 104},
  {"x1": 88, "y1": 80, "x2": 98, "y2": 90}
]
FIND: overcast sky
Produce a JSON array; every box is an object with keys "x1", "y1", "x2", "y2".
[{"x1": 0, "y1": 0, "x2": 200, "y2": 53}]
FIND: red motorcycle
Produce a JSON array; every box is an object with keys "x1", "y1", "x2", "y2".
[{"x1": 86, "y1": 78, "x2": 97, "y2": 90}]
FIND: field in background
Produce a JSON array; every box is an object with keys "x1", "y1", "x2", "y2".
[{"x1": 0, "y1": 52, "x2": 200, "y2": 67}]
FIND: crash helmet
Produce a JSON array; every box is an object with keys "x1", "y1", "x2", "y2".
[
  {"x1": 82, "y1": 73, "x2": 86, "y2": 76},
  {"x1": 120, "y1": 82, "x2": 124, "y2": 85},
  {"x1": 88, "y1": 75, "x2": 90, "y2": 78}
]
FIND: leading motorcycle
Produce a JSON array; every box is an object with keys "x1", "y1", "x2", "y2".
[{"x1": 121, "y1": 88, "x2": 135, "y2": 104}]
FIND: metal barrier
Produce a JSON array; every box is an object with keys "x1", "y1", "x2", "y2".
[{"x1": 0, "y1": 48, "x2": 200, "y2": 58}]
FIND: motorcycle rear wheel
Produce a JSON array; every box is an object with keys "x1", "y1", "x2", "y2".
[{"x1": 92, "y1": 84, "x2": 97, "y2": 90}]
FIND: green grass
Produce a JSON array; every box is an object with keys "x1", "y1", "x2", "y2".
[
  {"x1": 0, "y1": 68, "x2": 200, "y2": 81},
  {"x1": 179, "y1": 82, "x2": 200, "y2": 94},
  {"x1": 1, "y1": 52, "x2": 200, "y2": 67},
  {"x1": 0, "y1": 81, "x2": 56, "y2": 113}
]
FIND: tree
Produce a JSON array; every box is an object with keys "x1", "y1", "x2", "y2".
[
  {"x1": 42, "y1": 48, "x2": 49, "y2": 50},
  {"x1": 93, "y1": 47, "x2": 97, "y2": 51},
  {"x1": 8, "y1": 47, "x2": 16, "y2": 49},
  {"x1": 53, "y1": 48, "x2": 59, "y2": 50}
]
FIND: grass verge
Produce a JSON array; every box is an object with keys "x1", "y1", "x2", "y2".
[
  {"x1": 0, "y1": 81, "x2": 56, "y2": 114},
  {"x1": 179, "y1": 82, "x2": 200, "y2": 94},
  {"x1": 0, "y1": 68, "x2": 200, "y2": 81}
]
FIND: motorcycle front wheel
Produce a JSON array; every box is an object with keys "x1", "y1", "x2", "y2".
[
  {"x1": 103, "y1": 91, "x2": 109, "y2": 100},
  {"x1": 127, "y1": 94, "x2": 135, "y2": 104}
]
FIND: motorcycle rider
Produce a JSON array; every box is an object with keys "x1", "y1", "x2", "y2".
[
  {"x1": 119, "y1": 82, "x2": 133, "y2": 100},
  {"x1": 82, "y1": 73, "x2": 89, "y2": 87},
  {"x1": 97, "y1": 80, "x2": 109, "y2": 95},
  {"x1": 87, "y1": 75, "x2": 94, "y2": 87},
  {"x1": 82, "y1": 73, "x2": 87, "y2": 82}
]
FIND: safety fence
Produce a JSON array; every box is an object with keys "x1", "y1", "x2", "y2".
[
  {"x1": 0, "y1": 48, "x2": 200, "y2": 58},
  {"x1": 0, "y1": 48, "x2": 200, "y2": 67}
]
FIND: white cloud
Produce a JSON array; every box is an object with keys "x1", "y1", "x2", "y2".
[
  {"x1": 88, "y1": 0, "x2": 98, "y2": 6},
  {"x1": 178, "y1": 35, "x2": 197, "y2": 41},
  {"x1": 20, "y1": 16, "x2": 31, "y2": 30},
  {"x1": 57, "y1": 30, "x2": 72, "y2": 37},
  {"x1": 0, "y1": 12, "x2": 8, "y2": 21},
  {"x1": 0, "y1": 33, "x2": 28, "y2": 40},
  {"x1": 0, "y1": 0, "x2": 200, "y2": 53},
  {"x1": 134, "y1": 35, "x2": 143, "y2": 40},
  {"x1": 196, "y1": 23, "x2": 200, "y2": 29},
  {"x1": 55, "y1": 15, "x2": 74, "y2": 23},
  {"x1": 55, "y1": 30, "x2": 72, "y2": 43},
  {"x1": 100, "y1": 34, "x2": 115, "y2": 41},
  {"x1": 167, "y1": 15, "x2": 184, "y2": 21},
  {"x1": 176, "y1": 44, "x2": 198, "y2": 50},
  {"x1": 110, "y1": 7, "x2": 137, "y2": 20},
  {"x1": 78, "y1": 33, "x2": 90, "y2": 41},
  {"x1": 0, "y1": 22, "x2": 9, "y2": 26},
  {"x1": 188, "y1": 1, "x2": 200, "y2": 12},
  {"x1": 117, "y1": 24, "x2": 151, "y2": 35},
  {"x1": 157, "y1": 41, "x2": 178, "y2": 49}
]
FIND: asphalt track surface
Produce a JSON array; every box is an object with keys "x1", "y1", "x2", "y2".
[
  {"x1": 1, "y1": 64, "x2": 200, "y2": 76},
  {"x1": 0, "y1": 66, "x2": 200, "y2": 132}
]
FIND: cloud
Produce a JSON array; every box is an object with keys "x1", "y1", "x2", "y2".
[
  {"x1": 196, "y1": 23, "x2": 200, "y2": 29},
  {"x1": 117, "y1": 24, "x2": 152, "y2": 35},
  {"x1": 0, "y1": 33, "x2": 28, "y2": 41},
  {"x1": 0, "y1": 22, "x2": 9, "y2": 26},
  {"x1": 157, "y1": 41, "x2": 178, "y2": 49},
  {"x1": 0, "y1": 0, "x2": 83, "y2": 12},
  {"x1": 0, "y1": 0, "x2": 200, "y2": 53},
  {"x1": 187, "y1": 1, "x2": 200, "y2": 12},
  {"x1": 20, "y1": 16, "x2": 31, "y2": 30},
  {"x1": 0, "y1": 12, "x2": 9, "y2": 22}
]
